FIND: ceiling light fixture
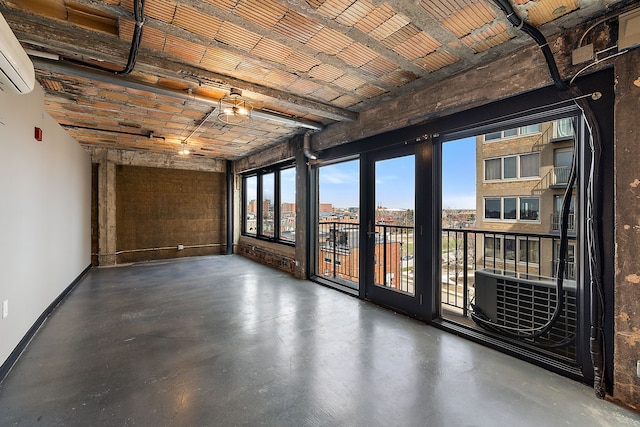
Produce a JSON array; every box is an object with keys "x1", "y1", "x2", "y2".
[
  {"x1": 218, "y1": 88, "x2": 252, "y2": 125},
  {"x1": 178, "y1": 141, "x2": 190, "y2": 155}
]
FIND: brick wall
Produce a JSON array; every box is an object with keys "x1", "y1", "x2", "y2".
[
  {"x1": 237, "y1": 238, "x2": 296, "y2": 275},
  {"x1": 116, "y1": 165, "x2": 226, "y2": 263}
]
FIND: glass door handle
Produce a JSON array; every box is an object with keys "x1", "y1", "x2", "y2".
[{"x1": 367, "y1": 221, "x2": 375, "y2": 237}]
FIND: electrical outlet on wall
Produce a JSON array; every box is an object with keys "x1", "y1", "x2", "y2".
[{"x1": 2, "y1": 300, "x2": 8, "y2": 319}]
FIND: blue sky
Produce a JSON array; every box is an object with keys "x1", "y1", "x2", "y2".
[
  {"x1": 442, "y1": 137, "x2": 476, "y2": 209},
  {"x1": 318, "y1": 137, "x2": 476, "y2": 210}
]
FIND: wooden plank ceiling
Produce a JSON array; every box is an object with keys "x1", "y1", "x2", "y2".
[{"x1": 1, "y1": 0, "x2": 624, "y2": 159}]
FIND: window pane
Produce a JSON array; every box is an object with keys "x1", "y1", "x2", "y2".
[
  {"x1": 503, "y1": 156, "x2": 517, "y2": 179},
  {"x1": 485, "y1": 132, "x2": 501, "y2": 141},
  {"x1": 519, "y1": 197, "x2": 540, "y2": 221},
  {"x1": 244, "y1": 176, "x2": 257, "y2": 235},
  {"x1": 555, "y1": 149, "x2": 573, "y2": 167},
  {"x1": 519, "y1": 239, "x2": 539, "y2": 264},
  {"x1": 485, "y1": 158, "x2": 501, "y2": 180},
  {"x1": 520, "y1": 153, "x2": 539, "y2": 177},
  {"x1": 505, "y1": 238, "x2": 516, "y2": 260},
  {"x1": 261, "y1": 173, "x2": 275, "y2": 237},
  {"x1": 503, "y1": 128, "x2": 518, "y2": 137},
  {"x1": 504, "y1": 197, "x2": 517, "y2": 219},
  {"x1": 485, "y1": 198, "x2": 501, "y2": 219},
  {"x1": 280, "y1": 167, "x2": 296, "y2": 242},
  {"x1": 484, "y1": 236, "x2": 501, "y2": 257},
  {"x1": 520, "y1": 123, "x2": 541, "y2": 135}
]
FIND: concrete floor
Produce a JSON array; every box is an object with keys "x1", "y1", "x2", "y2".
[{"x1": 0, "y1": 255, "x2": 639, "y2": 426}]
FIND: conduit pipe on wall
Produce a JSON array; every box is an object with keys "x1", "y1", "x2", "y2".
[
  {"x1": 303, "y1": 129, "x2": 321, "y2": 160},
  {"x1": 32, "y1": 58, "x2": 324, "y2": 131}
]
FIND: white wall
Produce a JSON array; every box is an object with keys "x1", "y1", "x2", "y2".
[{"x1": 0, "y1": 85, "x2": 91, "y2": 366}]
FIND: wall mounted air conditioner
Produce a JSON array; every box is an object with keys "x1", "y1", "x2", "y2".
[
  {"x1": 473, "y1": 268, "x2": 577, "y2": 359},
  {"x1": 0, "y1": 12, "x2": 35, "y2": 94}
]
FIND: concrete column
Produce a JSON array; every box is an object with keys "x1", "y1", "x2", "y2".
[
  {"x1": 97, "y1": 159, "x2": 117, "y2": 266},
  {"x1": 294, "y1": 137, "x2": 308, "y2": 279}
]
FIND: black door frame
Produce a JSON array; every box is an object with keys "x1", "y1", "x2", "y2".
[{"x1": 361, "y1": 146, "x2": 424, "y2": 317}]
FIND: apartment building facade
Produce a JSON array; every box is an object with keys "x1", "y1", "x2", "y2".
[{"x1": 475, "y1": 118, "x2": 577, "y2": 280}]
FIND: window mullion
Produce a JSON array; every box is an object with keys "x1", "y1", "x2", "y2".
[
  {"x1": 257, "y1": 174, "x2": 263, "y2": 236},
  {"x1": 274, "y1": 170, "x2": 281, "y2": 241}
]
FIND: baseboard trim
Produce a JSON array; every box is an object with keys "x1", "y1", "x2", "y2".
[{"x1": 0, "y1": 264, "x2": 92, "y2": 384}]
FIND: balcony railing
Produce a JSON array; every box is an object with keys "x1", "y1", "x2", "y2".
[
  {"x1": 317, "y1": 221, "x2": 414, "y2": 292},
  {"x1": 441, "y1": 228, "x2": 577, "y2": 317},
  {"x1": 318, "y1": 221, "x2": 360, "y2": 287},
  {"x1": 374, "y1": 223, "x2": 414, "y2": 294},
  {"x1": 317, "y1": 224, "x2": 577, "y2": 322},
  {"x1": 550, "y1": 213, "x2": 576, "y2": 232},
  {"x1": 552, "y1": 166, "x2": 571, "y2": 186},
  {"x1": 551, "y1": 260, "x2": 576, "y2": 280}
]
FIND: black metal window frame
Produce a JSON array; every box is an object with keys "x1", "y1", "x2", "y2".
[{"x1": 241, "y1": 160, "x2": 296, "y2": 246}]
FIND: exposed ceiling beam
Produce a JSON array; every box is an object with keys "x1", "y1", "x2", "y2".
[
  {"x1": 33, "y1": 58, "x2": 324, "y2": 131},
  {"x1": 3, "y1": 8, "x2": 357, "y2": 123}
]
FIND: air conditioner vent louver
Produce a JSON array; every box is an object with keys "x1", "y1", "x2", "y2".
[
  {"x1": 496, "y1": 279, "x2": 577, "y2": 359},
  {"x1": 473, "y1": 268, "x2": 577, "y2": 361}
]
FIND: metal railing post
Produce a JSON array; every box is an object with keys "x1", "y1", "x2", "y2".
[
  {"x1": 463, "y1": 230, "x2": 468, "y2": 317},
  {"x1": 332, "y1": 222, "x2": 337, "y2": 279}
]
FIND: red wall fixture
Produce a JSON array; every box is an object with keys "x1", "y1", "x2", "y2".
[{"x1": 34, "y1": 127, "x2": 43, "y2": 141}]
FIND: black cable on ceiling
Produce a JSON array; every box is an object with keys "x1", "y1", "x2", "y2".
[
  {"x1": 118, "y1": 0, "x2": 145, "y2": 75},
  {"x1": 490, "y1": 0, "x2": 568, "y2": 91},
  {"x1": 66, "y1": 0, "x2": 145, "y2": 75}
]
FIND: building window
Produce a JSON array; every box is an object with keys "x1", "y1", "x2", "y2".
[
  {"x1": 519, "y1": 123, "x2": 541, "y2": 135},
  {"x1": 483, "y1": 236, "x2": 540, "y2": 266},
  {"x1": 484, "y1": 236, "x2": 501, "y2": 257},
  {"x1": 483, "y1": 196, "x2": 540, "y2": 222},
  {"x1": 519, "y1": 153, "x2": 539, "y2": 177},
  {"x1": 553, "y1": 118, "x2": 574, "y2": 139},
  {"x1": 519, "y1": 197, "x2": 540, "y2": 221},
  {"x1": 242, "y1": 161, "x2": 296, "y2": 244},
  {"x1": 503, "y1": 156, "x2": 517, "y2": 179},
  {"x1": 504, "y1": 197, "x2": 517, "y2": 219},
  {"x1": 279, "y1": 167, "x2": 296, "y2": 243},
  {"x1": 485, "y1": 158, "x2": 501, "y2": 180},
  {"x1": 505, "y1": 237, "x2": 516, "y2": 261},
  {"x1": 483, "y1": 123, "x2": 542, "y2": 142},
  {"x1": 484, "y1": 153, "x2": 539, "y2": 181},
  {"x1": 244, "y1": 176, "x2": 257, "y2": 235},
  {"x1": 519, "y1": 239, "x2": 540, "y2": 263},
  {"x1": 485, "y1": 198, "x2": 501, "y2": 219}
]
